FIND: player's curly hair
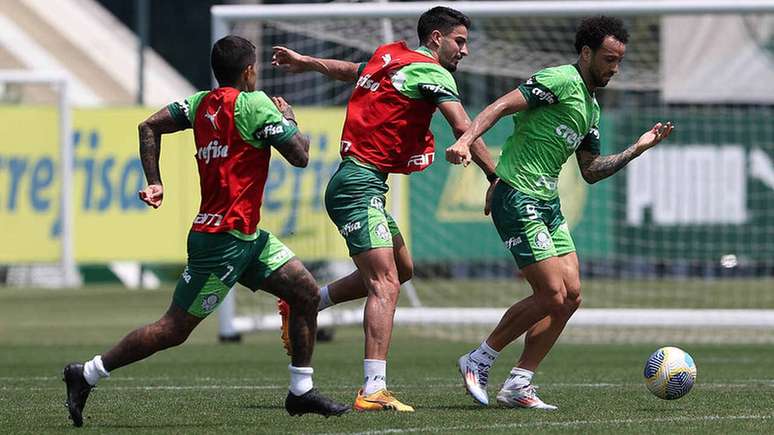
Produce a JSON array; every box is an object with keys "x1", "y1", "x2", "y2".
[
  {"x1": 211, "y1": 35, "x2": 257, "y2": 85},
  {"x1": 417, "y1": 6, "x2": 471, "y2": 45},
  {"x1": 574, "y1": 16, "x2": 629, "y2": 54}
]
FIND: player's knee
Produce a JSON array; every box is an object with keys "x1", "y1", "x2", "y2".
[
  {"x1": 285, "y1": 276, "x2": 320, "y2": 312},
  {"x1": 535, "y1": 285, "x2": 566, "y2": 316},
  {"x1": 566, "y1": 283, "x2": 582, "y2": 312},
  {"x1": 367, "y1": 274, "x2": 401, "y2": 306}
]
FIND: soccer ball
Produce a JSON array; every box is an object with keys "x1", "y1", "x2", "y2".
[{"x1": 643, "y1": 346, "x2": 697, "y2": 400}]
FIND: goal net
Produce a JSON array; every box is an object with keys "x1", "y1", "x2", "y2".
[
  {"x1": 213, "y1": 1, "x2": 774, "y2": 343},
  {"x1": 0, "y1": 71, "x2": 79, "y2": 288}
]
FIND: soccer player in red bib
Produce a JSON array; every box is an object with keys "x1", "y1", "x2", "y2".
[
  {"x1": 62, "y1": 36, "x2": 348, "y2": 427},
  {"x1": 272, "y1": 7, "x2": 497, "y2": 411}
]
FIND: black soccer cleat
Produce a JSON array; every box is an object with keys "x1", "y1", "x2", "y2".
[
  {"x1": 63, "y1": 363, "x2": 93, "y2": 427},
  {"x1": 285, "y1": 388, "x2": 349, "y2": 417}
]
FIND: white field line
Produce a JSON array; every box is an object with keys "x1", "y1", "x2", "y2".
[{"x1": 322, "y1": 414, "x2": 774, "y2": 435}]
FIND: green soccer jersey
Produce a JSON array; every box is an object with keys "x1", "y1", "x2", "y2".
[
  {"x1": 496, "y1": 64, "x2": 601, "y2": 200},
  {"x1": 356, "y1": 46, "x2": 460, "y2": 105},
  {"x1": 167, "y1": 90, "x2": 297, "y2": 148}
]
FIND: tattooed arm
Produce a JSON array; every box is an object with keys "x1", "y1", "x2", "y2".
[
  {"x1": 137, "y1": 107, "x2": 186, "y2": 208},
  {"x1": 577, "y1": 122, "x2": 674, "y2": 184},
  {"x1": 269, "y1": 97, "x2": 310, "y2": 168}
]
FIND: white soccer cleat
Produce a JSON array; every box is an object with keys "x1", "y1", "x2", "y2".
[
  {"x1": 496, "y1": 383, "x2": 558, "y2": 410},
  {"x1": 457, "y1": 354, "x2": 490, "y2": 405}
]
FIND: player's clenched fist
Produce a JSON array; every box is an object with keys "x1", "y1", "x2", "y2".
[
  {"x1": 445, "y1": 142, "x2": 472, "y2": 166},
  {"x1": 138, "y1": 184, "x2": 164, "y2": 208}
]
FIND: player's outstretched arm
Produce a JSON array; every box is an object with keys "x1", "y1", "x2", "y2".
[
  {"x1": 271, "y1": 96, "x2": 310, "y2": 168},
  {"x1": 137, "y1": 107, "x2": 186, "y2": 208},
  {"x1": 576, "y1": 121, "x2": 674, "y2": 184},
  {"x1": 449, "y1": 89, "x2": 529, "y2": 153},
  {"x1": 439, "y1": 101, "x2": 497, "y2": 174},
  {"x1": 272, "y1": 46, "x2": 359, "y2": 82}
]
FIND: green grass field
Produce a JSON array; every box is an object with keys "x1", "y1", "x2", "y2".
[
  {"x1": 410, "y1": 278, "x2": 774, "y2": 309},
  {"x1": 2, "y1": 286, "x2": 773, "y2": 433}
]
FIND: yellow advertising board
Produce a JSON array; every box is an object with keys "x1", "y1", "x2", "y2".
[{"x1": 0, "y1": 106, "x2": 407, "y2": 263}]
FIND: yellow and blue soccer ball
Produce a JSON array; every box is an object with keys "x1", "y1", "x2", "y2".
[{"x1": 643, "y1": 346, "x2": 697, "y2": 400}]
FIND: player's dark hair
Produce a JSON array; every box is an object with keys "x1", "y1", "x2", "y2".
[
  {"x1": 417, "y1": 6, "x2": 471, "y2": 45},
  {"x1": 574, "y1": 16, "x2": 629, "y2": 54},
  {"x1": 211, "y1": 35, "x2": 257, "y2": 85}
]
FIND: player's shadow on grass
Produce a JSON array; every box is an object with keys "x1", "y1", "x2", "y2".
[
  {"x1": 98, "y1": 423, "x2": 225, "y2": 430},
  {"x1": 241, "y1": 404, "x2": 286, "y2": 410},
  {"x1": 420, "y1": 404, "x2": 489, "y2": 411},
  {"x1": 637, "y1": 406, "x2": 688, "y2": 412}
]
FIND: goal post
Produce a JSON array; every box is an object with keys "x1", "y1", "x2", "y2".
[
  {"x1": 212, "y1": 1, "x2": 774, "y2": 342},
  {"x1": 0, "y1": 70, "x2": 79, "y2": 288}
]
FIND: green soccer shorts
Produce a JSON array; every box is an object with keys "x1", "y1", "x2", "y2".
[
  {"x1": 173, "y1": 230, "x2": 294, "y2": 318},
  {"x1": 490, "y1": 180, "x2": 576, "y2": 269},
  {"x1": 324, "y1": 159, "x2": 401, "y2": 256}
]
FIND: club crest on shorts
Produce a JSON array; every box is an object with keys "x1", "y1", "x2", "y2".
[
  {"x1": 375, "y1": 222, "x2": 391, "y2": 241},
  {"x1": 534, "y1": 230, "x2": 552, "y2": 250},
  {"x1": 201, "y1": 294, "x2": 220, "y2": 312}
]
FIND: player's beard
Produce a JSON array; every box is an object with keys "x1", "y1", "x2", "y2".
[
  {"x1": 591, "y1": 67, "x2": 612, "y2": 88},
  {"x1": 440, "y1": 54, "x2": 460, "y2": 72}
]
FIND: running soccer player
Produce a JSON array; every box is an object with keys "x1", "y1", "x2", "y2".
[
  {"x1": 272, "y1": 6, "x2": 497, "y2": 411},
  {"x1": 61, "y1": 35, "x2": 348, "y2": 427},
  {"x1": 453, "y1": 16, "x2": 673, "y2": 409}
]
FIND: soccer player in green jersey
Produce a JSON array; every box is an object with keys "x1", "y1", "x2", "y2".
[
  {"x1": 62, "y1": 36, "x2": 348, "y2": 427},
  {"x1": 272, "y1": 7, "x2": 496, "y2": 411},
  {"x1": 453, "y1": 16, "x2": 674, "y2": 409}
]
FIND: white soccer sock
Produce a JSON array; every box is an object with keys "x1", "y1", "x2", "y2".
[
  {"x1": 363, "y1": 359, "x2": 386, "y2": 395},
  {"x1": 288, "y1": 365, "x2": 314, "y2": 396},
  {"x1": 505, "y1": 367, "x2": 534, "y2": 388},
  {"x1": 318, "y1": 285, "x2": 334, "y2": 311},
  {"x1": 82, "y1": 355, "x2": 110, "y2": 386},
  {"x1": 469, "y1": 341, "x2": 499, "y2": 366}
]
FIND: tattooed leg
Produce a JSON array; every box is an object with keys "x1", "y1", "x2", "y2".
[
  {"x1": 101, "y1": 302, "x2": 202, "y2": 372},
  {"x1": 261, "y1": 258, "x2": 320, "y2": 367}
]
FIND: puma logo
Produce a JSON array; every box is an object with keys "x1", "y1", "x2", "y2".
[
  {"x1": 381, "y1": 53, "x2": 391, "y2": 67},
  {"x1": 204, "y1": 106, "x2": 221, "y2": 130}
]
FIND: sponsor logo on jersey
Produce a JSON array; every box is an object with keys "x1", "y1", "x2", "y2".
[
  {"x1": 193, "y1": 212, "x2": 223, "y2": 226},
  {"x1": 356, "y1": 73, "x2": 380, "y2": 92},
  {"x1": 204, "y1": 106, "x2": 221, "y2": 130},
  {"x1": 419, "y1": 83, "x2": 456, "y2": 99},
  {"x1": 525, "y1": 78, "x2": 558, "y2": 104},
  {"x1": 534, "y1": 175, "x2": 558, "y2": 191},
  {"x1": 340, "y1": 221, "x2": 362, "y2": 237},
  {"x1": 197, "y1": 139, "x2": 229, "y2": 164},
  {"x1": 374, "y1": 222, "x2": 391, "y2": 241},
  {"x1": 181, "y1": 266, "x2": 192, "y2": 284},
  {"x1": 340, "y1": 140, "x2": 353, "y2": 153},
  {"x1": 504, "y1": 236, "x2": 523, "y2": 249},
  {"x1": 370, "y1": 196, "x2": 384, "y2": 210},
  {"x1": 254, "y1": 123, "x2": 285, "y2": 140},
  {"x1": 390, "y1": 70, "x2": 407, "y2": 91},
  {"x1": 381, "y1": 53, "x2": 392, "y2": 67},
  {"x1": 555, "y1": 124, "x2": 583, "y2": 150},
  {"x1": 407, "y1": 152, "x2": 434, "y2": 167},
  {"x1": 534, "y1": 229, "x2": 552, "y2": 250},
  {"x1": 269, "y1": 248, "x2": 291, "y2": 265},
  {"x1": 201, "y1": 294, "x2": 220, "y2": 312},
  {"x1": 177, "y1": 99, "x2": 191, "y2": 119}
]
